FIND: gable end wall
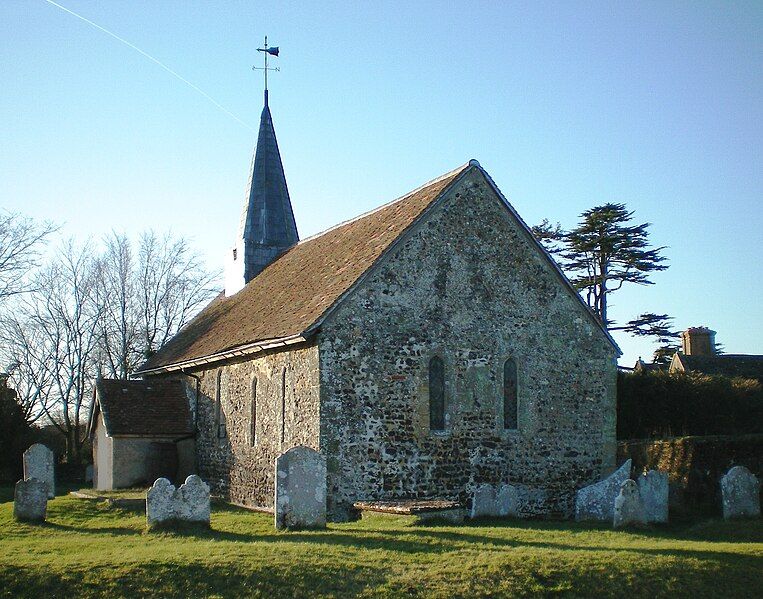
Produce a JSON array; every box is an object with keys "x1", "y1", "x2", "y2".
[{"x1": 318, "y1": 168, "x2": 617, "y2": 519}]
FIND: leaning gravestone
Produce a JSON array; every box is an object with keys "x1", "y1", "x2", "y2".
[
  {"x1": 275, "y1": 446, "x2": 326, "y2": 530},
  {"x1": 146, "y1": 475, "x2": 211, "y2": 529},
  {"x1": 575, "y1": 459, "x2": 631, "y2": 521},
  {"x1": 613, "y1": 479, "x2": 646, "y2": 528},
  {"x1": 471, "y1": 484, "x2": 498, "y2": 518},
  {"x1": 23, "y1": 444, "x2": 55, "y2": 498},
  {"x1": 13, "y1": 478, "x2": 48, "y2": 522},
  {"x1": 637, "y1": 470, "x2": 669, "y2": 523},
  {"x1": 720, "y1": 466, "x2": 760, "y2": 520}
]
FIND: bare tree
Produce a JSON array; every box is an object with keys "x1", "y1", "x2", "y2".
[
  {"x1": 2, "y1": 241, "x2": 103, "y2": 462},
  {"x1": 0, "y1": 315, "x2": 55, "y2": 425},
  {"x1": 0, "y1": 212, "x2": 57, "y2": 300},
  {"x1": 96, "y1": 233, "x2": 141, "y2": 379},
  {"x1": 137, "y1": 231, "x2": 219, "y2": 360}
]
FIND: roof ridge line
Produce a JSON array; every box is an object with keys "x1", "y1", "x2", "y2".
[{"x1": 295, "y1": 161, "x2": 473, "y2": 247}]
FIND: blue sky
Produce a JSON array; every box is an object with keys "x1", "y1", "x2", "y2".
[{"x1": 1, "y1": 1, "x2": 761, "y2": 365}]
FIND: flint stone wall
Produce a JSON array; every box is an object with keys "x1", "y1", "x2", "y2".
[
  {"x1": 13, "y1": 478, "x2": 48, "y2": 522},
  {"x1": 146, "y1": 475, "x2": 210, "y2": 527},
  {"x1": 575, "y1": 459, "x2": 631, "y2": 521},
  {"x1": 720, "y1": 466, "x2": 760, "y2": 519},
  {"x1": 275, "y1": 446, "x2": 327, "y2": 529},
  {"x1": 613, "y1": 479, "x2": 646, "y2": 528},
  {"x1": 178, "y1": 344, "x2": 320, "y2": 511},
  {"x1": 23, "y1": 444, "x2": 54, "y2": 498},
  {"x1": 318, "y1": 169, "x2": 617, "y2": 520}
]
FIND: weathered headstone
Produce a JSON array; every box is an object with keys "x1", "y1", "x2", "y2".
[
  {"x1": 177, "y1": 475, "x2": 211, "y2": 523},
  {"x1": 471, "y1": 484, "x2": 498, "y2": 518},
  {"x1": 146, "y1": 475, "x2": 211, "y2": 528},
  {"x1": 496, "y1": 484, "x2": 520, "y2": 517},
  {"x1": 720, "y1": 466, "x2": 760, "y2": 520},
  {"x1": 146, "y1": 478, "x2": 175, "y2": 527},
  {"x1": 275, "y1": 446, "x2": 326, "y2": 530},
  {"x1": 613, "y1": 479, "x2": 646, "y2": 528},
  {"x1": 13, "y1": 478, "x2": 47, "y2": 522},
  {"x1": 637, "y1": 470, "x2": 668, "y2": 523},
  {"x1": 23, "y1": 444, "x2": 55, "y2": 498},
  {"x1": 85, "y1": 464, "x2": 94, "y2": 484},
  {"x1": 575, "y1": 459, "x2": 631, "y2": 521}
]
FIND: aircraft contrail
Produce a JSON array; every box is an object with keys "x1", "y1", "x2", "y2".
[{"x1": 43, "y1": 0, "x2": 255, "y2": 132}]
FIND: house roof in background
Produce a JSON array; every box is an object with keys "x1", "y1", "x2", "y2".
[{"x1": 674, "y1": 353, "x2": 763, "y2": 380}]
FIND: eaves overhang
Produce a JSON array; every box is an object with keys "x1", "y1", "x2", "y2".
[{"x1": 133, "y1": 333, "x2": 310, "y2": 377}]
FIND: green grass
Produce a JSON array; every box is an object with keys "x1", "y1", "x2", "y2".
[
  {"x1": 0, "y1": 485, "x2": 761, "y2": 598},
  {"x1": 72, "y1": 487, "x2": 147, "y2": 500}
]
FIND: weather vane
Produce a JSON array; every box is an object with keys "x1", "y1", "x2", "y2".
[{"x1": 253, "y1": 36, "x2": 280, "y2": 101}]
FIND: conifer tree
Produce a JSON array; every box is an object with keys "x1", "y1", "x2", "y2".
[{"x1": 533, "y1": 203, "x2": 677, "y2": 355}]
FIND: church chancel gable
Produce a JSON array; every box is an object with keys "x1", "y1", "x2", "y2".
[{"x1": 123, "y1": 44, "x2": 620, "y2": 520}]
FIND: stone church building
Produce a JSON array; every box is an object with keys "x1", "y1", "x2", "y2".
[{"x1": 95, "y1": 90, "x2": 620, "y2": 519}]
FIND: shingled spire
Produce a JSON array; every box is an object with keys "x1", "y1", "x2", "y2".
[{"x1": 225, "y1": 85, "x2": 299, "y2": 296}]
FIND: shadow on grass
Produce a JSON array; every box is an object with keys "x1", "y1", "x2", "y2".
[
  {"x1": 0, "y1": 558, "x2": 386, "y2": 599},
  {"x1": 41, "y1": 521, "x2": 138, "y2": 536}
]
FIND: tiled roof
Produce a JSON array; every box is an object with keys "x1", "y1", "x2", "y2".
[
  {"x1": 139, "y1": 163, "x2": 471, "y2": 372},
  {"x1": 96, "y1": 379, "x2": 193, "y2": 436},
  {"x1": 677, "y1": 354, "x2": 763, "y2": 380}
]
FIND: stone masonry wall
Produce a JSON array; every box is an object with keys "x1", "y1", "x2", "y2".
[
  {"x1": 319, "y1": 168, "x2": 617, "y2": 520},
  {"x1": 182, "y1": 343, "x2": 320, "y2": 510}
]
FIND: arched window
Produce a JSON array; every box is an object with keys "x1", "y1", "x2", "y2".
[
  {"x1": 503, "y1": 358, "x2": 518, "y2": 430},
  {"x1": 429, "y1": 356, "x2": 445, "y2": 431},
  {"x1": 250, "y1": 377, "x2": 257, "y2": 446},
  {"x1": 280, "y1": 368, "x2": 287, "y2": 445},
  {"x1": 215, "y1": 370, "x2": 226, "y2": 439}
]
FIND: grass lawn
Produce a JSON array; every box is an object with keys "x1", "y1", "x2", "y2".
[{"x1": 0, "y1": 485, "x2": 761, "y2": 598}]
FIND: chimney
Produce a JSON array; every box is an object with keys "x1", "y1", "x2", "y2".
[{"x1": 681, "y1": 327, "x2": 716, "y2": 356}]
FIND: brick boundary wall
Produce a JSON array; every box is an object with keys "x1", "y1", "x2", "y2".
[{"x1": 617, "y1": 434, "x2": 763, "y2": 517}]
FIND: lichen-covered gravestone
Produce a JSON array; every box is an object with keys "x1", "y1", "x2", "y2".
[
  {"x1": 496, "y1": 484, "x2": 520, "y2": 517},
  {"x1": 470, "y1": 484, "x2": 498, "y2": 518},
  {"x1": 637, "y1": 470, "x2": 668, "y2": 523},
  {"x1": 613, "y1": 479, "x2": 646, "y2": 528},
  {"x1": 575, "y1": 459, "x2": 631, "y2": 521},
  {"x1": 275, "y1": 446, "x2": 326, "y2": 530},
  {"x1": 23, "y1": 444, "x2": 55, "y2": 498},
  {"x1": 177, "y1": 475, "x2": 211, "y2": 523},
  {"x1": 146, "y1": 475, "x2": 211, "y2": 529},
  {"x1": 14, "y1": 478, "x2": 47, "y2": 522},
  {"x1": 720, "y1": 466, "x2": 760, "y2": 520}
]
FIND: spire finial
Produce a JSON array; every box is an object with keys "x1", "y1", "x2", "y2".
[{"x1": 254, "y1": 36, "x2": 280, "y2": 107}]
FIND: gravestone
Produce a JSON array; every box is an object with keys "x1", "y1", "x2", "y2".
[
  {"x1": 177, "y1": 475, "x2": 211, "y2": 523},
  {"x1": 275, "y1": 446, "x2": 326, "y2": 530},
  {"x1": 613, "y1": 479, "x2": 646, "y2": 528},
  {"x1": 471, "y1": 484, "x2": 498, "y2": 518},
  {"x1": 496, "y1": 484, "x2": 520, "y2": 517},
  {"x1": 146, "y1": 475, "x2": 211, "y2": 528},
  {"x1": 720, "y1": 466, "x2": 760, "y2": 520},
  {"x1": 637, "y1": 470, "x2": 668, "y2": 523},
  {"x1": 23, "y1": 444, "x2": 54, "y2": 498},
  {"x1": 13, "y1": 478, "x2": 47, "y2": 522},
  {"x1": 575, "y1": 459, "x2": 631, "y2": 521},
  {"x1": 85, "y1": 464, "x2": 94, "y2": 484}
]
